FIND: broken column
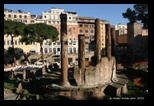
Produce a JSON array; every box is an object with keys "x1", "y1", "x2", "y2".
[
  {"x1": 105, "y1": 24, "x2": 111, "y2": 60},
  {"x1": 78, "y1": 34, "x2": 85, "y2": 84},
  {"x1": 60, "y1": 13, "x2": 70, "y2": 86},
  {"x1": 23, "y1": 70, "x2": 26, "y2": 80},
  {"x1": 95, "y1": 18, "x2": 101, "y2": 64},
  {"x1": 111, "y1": 27, "x2": 115, "y2": 56}
]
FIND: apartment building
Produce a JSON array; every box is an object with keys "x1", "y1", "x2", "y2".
[
  {"x1": 4, "y1": 8, "x2": 110, "y2": 56},
  {"x1": 100, "y1": 20, "x2": 110, "y2": 49},
  {"x1": 77, "y1": 16, "x2": 109, "y2": 53},
  {"x1": 36, "y1": 8, "x2": 79, "y2": 55},
  {"x1": 4, "y1": 35, "x2": 40, "y2": 53},
  {"x1": 115, "y1": 24, "x2": 148, "y2": 44},
  {"x1": 77, "y1": 16, "x2": 95, "y2": 53},
  {"x1": 115, "y1": 23, "x2": 127, "y2": 35},
  {"x1": 4, "y1": 8, "x2": 40, "y2": 54},
  {"x1": 4, "y1": 8, "x2": 37, "y2": 24}
]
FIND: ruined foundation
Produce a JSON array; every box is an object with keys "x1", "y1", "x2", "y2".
[{"x1": 47, "y1": 15, "x2": 128, "y2": 100}]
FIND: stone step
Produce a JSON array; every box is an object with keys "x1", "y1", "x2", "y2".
[{"x1": 104, "y1": 74, "x2": 128, "y2": 97}]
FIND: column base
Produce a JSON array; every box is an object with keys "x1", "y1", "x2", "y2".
[{"x1": 61, "y1": 82, "x2": 70, "y2": 87}]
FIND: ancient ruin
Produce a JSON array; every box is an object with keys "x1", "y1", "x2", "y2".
[{"x1": 47, "y1": 14, "x2": 128, "y2": 100}]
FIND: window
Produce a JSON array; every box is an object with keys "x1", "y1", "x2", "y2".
[
  {"x1": 57, "y1": 48, "x2": 60, "y2": 51},
  {"x1": 4, "y1": 40, "x2": 5, "y2": 45},
  {"x1": 44, "y1": 48, "x2": 48, "y2": 53},
  {"x1": 79, "y1": 29, "x2": 82, "y2": 33},
  {"x1": 57, "y1": 42, "x2": 60, "y2": 45},
  {"x1": 48, "y1": 21, "x2": 51, "y2": 24},
  {"x1": 49, "y1": 48, "x2": 52, "y2": 52},
  {"x1": 85, "y1": 30, "x2": 88, "y2": 33},
  {"x1": 69, "y1": 48, "x2": 72, "y2": 54},
  {"x1": 4, "y1": 14, "x2": 6, "y2": 17},
  {"x1": 91, "y1": 30, "x2": 94, "y2": 33},
  {"x1": 19, "y1": 15, "x2": 22, "y2": 18},
  {"x1": 31, "y1": 20, "x2": 34, "y2": 23},
  {"x1": 8, "y1": 14, "x2": 11, "y2": 18},
  {"x1": 85, "y1": 36, "x2": 89, "y2": 39},
  {"x1": 84, "y1": 25, "x2": 88, "y2": 27},
  {"x1": 18, "y1": 20, "x2": 22, "y2": 22},
  {"x1": 69, "y1": 17, "x2": 71, "y2": 19},
  {"x1": 23, "y1": 20, "x2": 27, "y2": 23},
  {"x1": 102, "y1": 38, "x2": 104, "y2": 41},
  {"x1": 85, "y1": 58, "x2": 89, "y2": 61},
  {"x1": 14, "y1": 19, "x2": 17, "y2": 22},
  {"x1": 44, "y1": 16, "x2": 46, "y2": 18},
  {"x1": 20, "y1": 42, "x2": 23, "y2": 45},
  {"x1": 15, "y1": 40, "x2": 17, "y2": 45},
  {"x1": 24, "y1": 15, "x2": 27, "y2": 18},
  {"x1": 14, "y1": 15, "x2": 17, "y2": 18},
  {"x1": 7, "y1": 40, "x2": 9, "y2": 45},
  {"x1": 79, "y1": 24, "x2": 83, "y2": 27},
  {"x1": 53, "y1": 42, "x2": 56, "y2": 45},
  {"x1": 9, "y1": 40, "x2": 11, "y2": 45}
]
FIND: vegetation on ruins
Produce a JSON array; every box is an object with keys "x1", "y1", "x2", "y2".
[
  {"x1": 4, "y1": 78, "x2": 17, "y2": 90},
  {"x1": 122, "y1": 4, "x2": 148, "y2": 28},
  {"x1": 4, "y1": 20, "x2": 26, "y2": 66},
  {"x1": 20, "y1": 23, "x2": 59, "y2": 65}
]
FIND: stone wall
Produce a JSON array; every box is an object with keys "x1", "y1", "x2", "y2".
[
  {"x1": 74, "y1": 56, "x2": 117, "y2": 86},
  {"x1": 127, "y1": 22, "x2": 142, "y2": 52}
]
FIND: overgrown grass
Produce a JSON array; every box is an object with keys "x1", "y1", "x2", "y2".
[
  {"x1": 123, "y1": 80, "x2": 147, "y2": 97},
  {"x1": 4, "y1": 78, "x2": 17, "y2": 90}
]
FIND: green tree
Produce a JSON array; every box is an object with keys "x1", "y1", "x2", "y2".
[
  {"x1": 4, "y1": 20, "x2": 26, "y2": 66},
  {"x1": 122, "y1": 4, "x2": 148, "y2": 28},
  {"x1": 20, "y1": 23, "x2": 59, "y2": 65}
]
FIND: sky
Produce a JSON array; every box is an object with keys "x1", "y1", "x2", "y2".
[{"x1": 4, "y1": 4, "x2": 134, "y2": 26}]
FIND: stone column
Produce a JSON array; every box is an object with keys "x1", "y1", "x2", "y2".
[
  {"x1": 95, "y1": 18, "x2": 101, "y2": 64},
  {"x1": 60, "y1": 13, "x2": 70, "y2": 86},
  {"x1": 78, "y1": 34, "x2": 85, "y2": 84},
  {"x1": 23, "y1": 70, "x2": 26, "y2": 80},
  {"x1": 111, "y1": 27, "x2": 115, "y2": 56},
  {"x1": 105, "y1": 24, "x2": 111, "y2": 60}
]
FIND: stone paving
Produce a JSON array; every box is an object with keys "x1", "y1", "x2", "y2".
[{"x1": 4, "y1": 93, "x2": 18, "y2": 100}]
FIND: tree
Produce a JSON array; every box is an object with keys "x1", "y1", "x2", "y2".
[
  {"x1": 4, "y1": 20, "x2": 26, "y2": 66},
  {"x1": 20, "y1": 23, "x2": 59, "y2": 65},
  {"x1": 122, "y1": 4, "x2": 148, "y2": 28}
]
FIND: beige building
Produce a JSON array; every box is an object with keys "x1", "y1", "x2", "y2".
[
  {"x1": 4, "y1": 8, "x2": 37, "y2": 24},
  {"x1": 4, "y1": 35, "x2": 40, "y2": 53},
  {"x1": 100, "y1": 20, "x2": 110, "y2": 49},
  {"x1": 4, "y1": 8, "x2": 40, "y2": 53}
]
